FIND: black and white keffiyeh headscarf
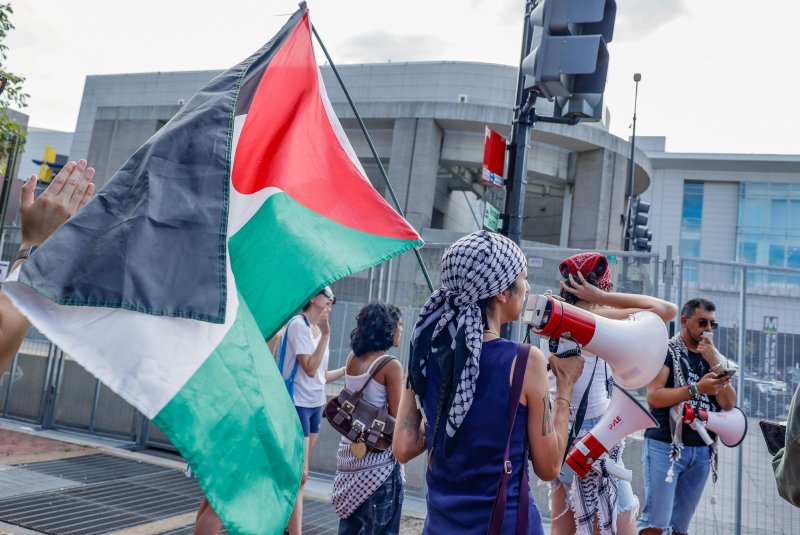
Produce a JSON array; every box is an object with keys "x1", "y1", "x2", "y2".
[{"x1": 409, "y1": 230, "x2": 526, "y2": 456}]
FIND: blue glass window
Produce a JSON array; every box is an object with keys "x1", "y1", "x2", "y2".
[
  {"x1": 736, "y1": 182, "x2": 800, "y2": 269},
  {"x1": 680, "y1": 182, "x2": 704, "y2": 282}
]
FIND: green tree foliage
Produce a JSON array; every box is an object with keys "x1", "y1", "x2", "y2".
[{"x1": 0, "y1": 3, "x2": 27, "y2": 156}]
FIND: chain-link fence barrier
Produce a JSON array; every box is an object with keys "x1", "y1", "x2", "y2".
[{"x1": 678, "y1": 258, "x2": 800, "y2": 535}]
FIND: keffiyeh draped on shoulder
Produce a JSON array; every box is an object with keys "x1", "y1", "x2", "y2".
[{"x1": 408, "y1": 230, "x2": 526, "y2": 455}]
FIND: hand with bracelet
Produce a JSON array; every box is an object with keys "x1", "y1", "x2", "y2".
[
  {"x1": 0, "y1": 160, "x2": 96, "y2": 374},
  {"x1": 695, "y1": 371, "x2": 729, "y2": 397}
]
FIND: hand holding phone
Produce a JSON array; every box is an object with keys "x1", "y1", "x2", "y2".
[{"x1": 716, "y1": 367, "x2": 737, "y2": 379}]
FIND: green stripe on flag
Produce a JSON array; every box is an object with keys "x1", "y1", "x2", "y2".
[
  {"x1": 230, "y1": 191, "x2": 422, "y2": 338},
  {"x1": 153, "y1": 295, "x2": 303, "y2": 535}
]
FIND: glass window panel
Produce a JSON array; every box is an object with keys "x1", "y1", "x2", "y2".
[
  {"x1": 682, "y1": 197, "x2": 703, "y2": 220},
  {"x1": 682, "y1": 183, "x2": 704, "y2": 216},
  {"x1": 681, "y1": 218, "x2": 702, "y2": 233},
  {"x1": 788, "y1": 247, "x2": 800, "y2": 268},
  {"x1": 790, "y1": 200, "x2": 800, "y2": 232},
  {"x1": 769, "y1": 244, "x2": 785, "y2": 267},
  {"x1": 771, "y1": 199, "x2": 788, "y2": 228},
  {"x1": 741, "y1": 242, "x2": 758, "y2": 264},
  {"x1": 680, "y1": 238, "x2": 700, "y2": 258},
  {"x1": 741, "y1": 198, "x2": 767, "y2": 229}
]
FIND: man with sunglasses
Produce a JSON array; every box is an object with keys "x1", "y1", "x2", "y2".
[{"x1": 638, "y1": 298, "x2": 737, "y2": 535}]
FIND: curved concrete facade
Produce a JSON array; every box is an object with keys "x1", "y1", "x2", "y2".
[{"x1": 320, "y1": 61, "x2": 650, "y2": 250}]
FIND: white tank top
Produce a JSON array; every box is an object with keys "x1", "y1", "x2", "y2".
[
  {"x1": 344, "y1": 356, "x2": 389, "y2": 407},
  {"x1": 542, "y1": 339, "x2": 611, "y2": 421}
]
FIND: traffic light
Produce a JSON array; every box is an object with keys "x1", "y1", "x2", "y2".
[
  {"x1": 628, "y1": 197, "x2": 652, "y2": 252},
  {"x1": 521, "y1": 0, "x2": 616, "y2": 121}
]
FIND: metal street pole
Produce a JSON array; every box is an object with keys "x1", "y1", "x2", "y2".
[
  {"x1": 0, "y1": 136, "x2": 21, "y2": 246},
  {"x1": 624, "y1": 73, "x2": 641, "y2": 251},
  {"x1": 501, "y1": 0, "x2": 537, "y2": 341},
  {"x1": 503, "y1": 0, "x2": 536, "y2": 246}
]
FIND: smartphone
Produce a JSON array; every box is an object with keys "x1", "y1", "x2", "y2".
[
  {"x1": 716, "y1": 368, "x2": 737, "y2": 378},
  {"x1": 760, "y1": 420, "x2": 787, "y2": 456}
]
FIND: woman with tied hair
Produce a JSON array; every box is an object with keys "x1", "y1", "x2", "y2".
[
  {"x1": 548, "y1": 252, "x2": 677, "y2": 535},
  {"x1": 331, "y1": 301, "x2": 404, "y2": 534},
  {"x1": 393, "y1": 230, "x2": 584, "y2": 534}
]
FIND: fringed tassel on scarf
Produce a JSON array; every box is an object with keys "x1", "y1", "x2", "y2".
[
  {"x1": 709, "y1": 443, "x2": 719, "y2": 504},
  {"x1": 666, "y1": 405, "x2": 684, "y2": 483}
]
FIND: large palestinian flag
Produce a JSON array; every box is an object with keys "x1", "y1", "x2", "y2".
[{"x1": 3, "y1": 7, "x2": 421, "y2": 535}]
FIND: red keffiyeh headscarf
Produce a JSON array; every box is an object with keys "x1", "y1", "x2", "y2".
[{"x1": 559, "y1": 252, "x2": 612, "y2": 291}]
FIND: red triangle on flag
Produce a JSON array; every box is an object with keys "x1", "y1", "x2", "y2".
[{"x1": 231, "y1": 14, "x2": 419, "y2": 242}]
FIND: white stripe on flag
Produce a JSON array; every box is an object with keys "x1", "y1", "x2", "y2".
[
  {"x1": 228, "y1": 113, "x2": 283, "y2": 236},
  {"x1": 3, "y1": 261, "x2": 240, "y2": 418}
]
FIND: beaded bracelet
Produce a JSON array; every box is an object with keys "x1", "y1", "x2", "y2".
[{"x1": 688, "y1": 383, "x2": 700, "y2": 400}]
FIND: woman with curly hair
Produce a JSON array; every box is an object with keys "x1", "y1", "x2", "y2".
[{"x1": 332, "y1": 301, "x2": 405, "y2": 535}]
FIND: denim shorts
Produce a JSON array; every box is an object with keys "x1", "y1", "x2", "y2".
[
  {"x1": 637, "y1": 437, "x2": 711, "y2": 533},
  {"x1": 338, "y1": 461, "x2": 403, "y2": 535},
  {"x1": 295, "y1": 405, "x2": 323, "y2": 437},
  {"x1": 554, "y1": 415, "x2": 638, "y2": 514}
]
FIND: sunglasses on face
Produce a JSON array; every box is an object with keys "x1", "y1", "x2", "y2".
[
  {"x1": 697, "y1": 318, "x2": 718, "y2": 330},
  {"x1": 319, "y1": 288, "x2": 336, "y2": 304}
]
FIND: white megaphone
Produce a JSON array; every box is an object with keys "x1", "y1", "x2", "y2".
[
  {"x1": 565, "y1": 385, "x2": 659, "y2": 478},
  {"x1": 524, "y1": 293, "x2": 667, "y2": 390},
  {"x1": 682, "y1": 403, "x2": 748, "y2": 447}
]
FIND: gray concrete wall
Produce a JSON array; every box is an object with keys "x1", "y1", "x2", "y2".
[{"x1": 87, "y1": 105, "x2": 180, "y2": 188}]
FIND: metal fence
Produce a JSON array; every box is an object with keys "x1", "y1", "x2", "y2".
[
  {"x1": 677, "y1": 257, "x2": 800, "y2": 535},
  {"x1": 2, "y1": 233, "x2": 800, "y2": 533}
]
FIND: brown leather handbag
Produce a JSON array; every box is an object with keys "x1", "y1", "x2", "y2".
[{"x1": 324, "y1": 355, "x2": 395, "y2": 453}]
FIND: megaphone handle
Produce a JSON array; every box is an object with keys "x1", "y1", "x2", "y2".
[
  {"x1": 591, "y1": 456, "x2": 633, "y2": 482},
  {"x1": 690, "y1": 420, "x2": 714, "y2": 446}
]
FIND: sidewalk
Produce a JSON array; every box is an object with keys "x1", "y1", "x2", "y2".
[{"x1": 0, "y1": 419, "x2": 425, "y2": 535}]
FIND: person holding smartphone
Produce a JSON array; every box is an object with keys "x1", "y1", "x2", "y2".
[{"x1": 638, "y1": 298, "x2": 737, "y2": 535}]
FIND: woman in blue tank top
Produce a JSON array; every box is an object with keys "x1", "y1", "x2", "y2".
[{"x1": 393, "y1": 231, "x2": 584, "y2": 534}]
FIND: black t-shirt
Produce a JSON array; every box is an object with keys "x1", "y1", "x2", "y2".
[{"x1": 645, "y1": 345, "x2": 722, "y2": 446}]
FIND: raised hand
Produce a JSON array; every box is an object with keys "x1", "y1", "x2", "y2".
[
  {"x1": 19, "y1": 159, "x2": 95, "y2": 248},
  {"x1": 560, "y1": 272, "x2": 605, "y2": 304}
]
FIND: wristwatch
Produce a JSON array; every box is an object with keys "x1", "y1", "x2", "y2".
[{"x1": 15, "y1": 245, "x2": 39, "y2": 262}]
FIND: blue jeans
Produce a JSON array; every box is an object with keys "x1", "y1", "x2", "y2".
[
  {"x1": 637, "y1": 437, "x2": 711, "y2": 534},
  {"x1": 338, "y1": 461, "x2": 403, "y2": 535}
]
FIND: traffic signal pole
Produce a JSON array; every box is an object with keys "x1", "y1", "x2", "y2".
[
  {"x1": 623, "y1": 73, "x2": 641, "y2": 251},
  {"x1": 503, "y1": 0, "x2": 537, "y2": 246}
]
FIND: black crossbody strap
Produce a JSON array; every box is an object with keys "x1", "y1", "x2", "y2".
[{"x1": 562, "y1": 355, "x2": 599, "y2": 462}]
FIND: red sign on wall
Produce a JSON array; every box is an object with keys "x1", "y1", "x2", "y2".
[{"x1": 482, "y1": 127, "x2": 506, "y2": 188}]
